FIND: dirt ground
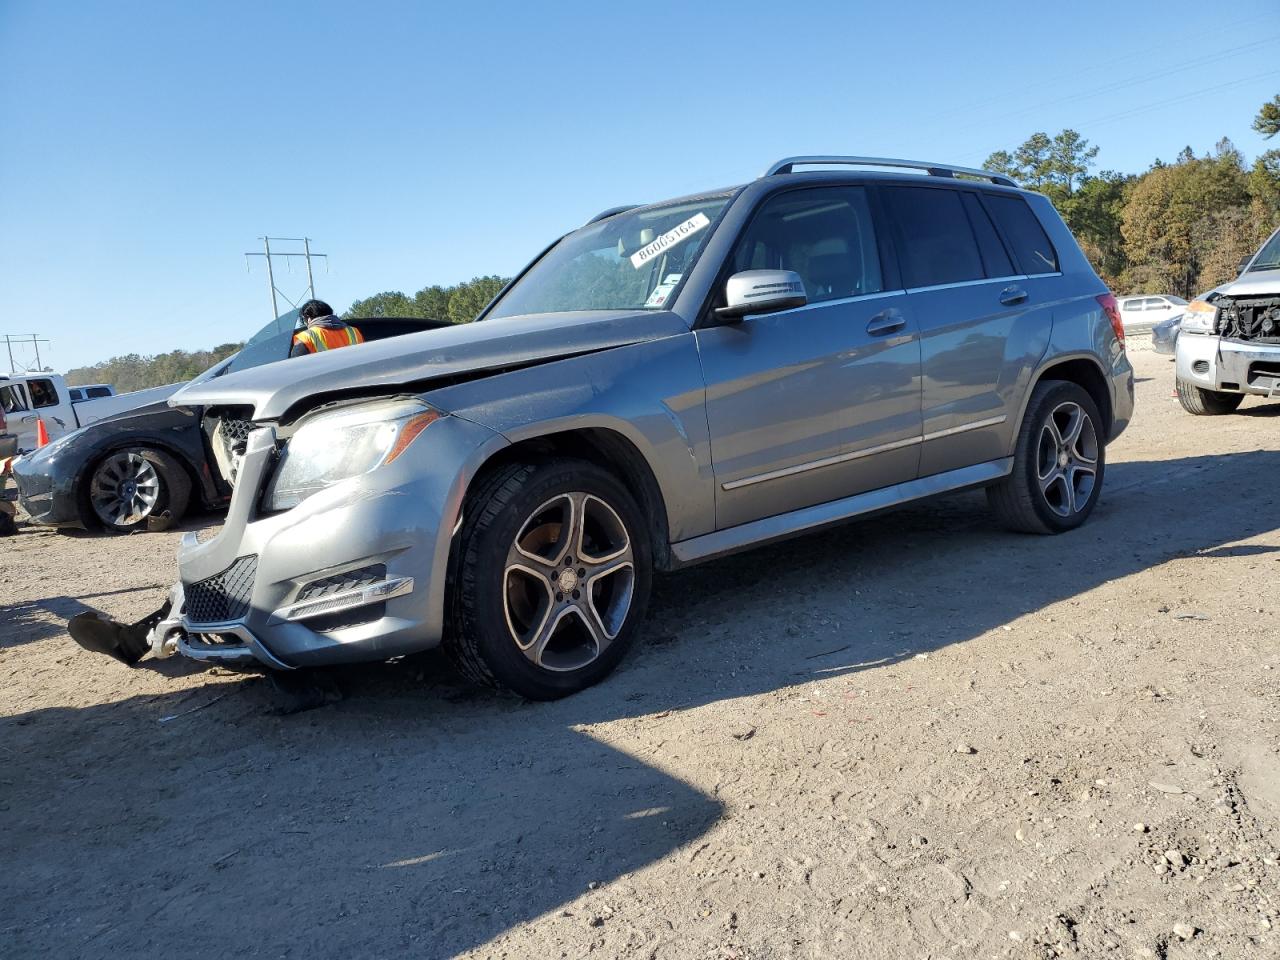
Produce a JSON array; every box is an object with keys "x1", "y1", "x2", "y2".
[{"x1": 1, "y1": 345, "x2": 1277, "y2": 960}]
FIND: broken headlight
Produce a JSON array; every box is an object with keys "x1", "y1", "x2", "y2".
[
  {"x1": 1181, "y1": 299, "x2": 1217, "y2": 334},
  {"x1": 264, "y1": 399, "x2": 442, "y2": 511}
]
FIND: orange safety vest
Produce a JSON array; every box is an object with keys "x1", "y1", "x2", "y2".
[{"x1": 291, "y1": 322, "x2": 364, "y2": 354}]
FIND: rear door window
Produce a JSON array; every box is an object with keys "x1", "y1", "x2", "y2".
[
  {"x1": 984, "y1": 194, "x2": 1059, "y2": 275},
  {"x1": 882, "y1": 187, "x2": 985, "y2": 288},
  {"x1": 959, "y1": 193, "x2": 1014, "y2": 278}
]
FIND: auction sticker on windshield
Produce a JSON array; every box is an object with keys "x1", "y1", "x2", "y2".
[{"x1": 630, "y1": 213, "x2": 711, "y2": 269}]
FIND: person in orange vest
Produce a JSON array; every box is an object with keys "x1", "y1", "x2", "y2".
[{"x1": 289, "y1": 300, "x2": 365, "y2": 357}]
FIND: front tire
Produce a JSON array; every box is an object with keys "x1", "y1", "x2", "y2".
[
  {"x1": 86, "y1": 448, "x2": 191, "y2": 534},
  {"x1": 988, "y1": 381, "x2": 1105, "y2": 535},
  {"x1": 445, "y1": 458, "x2": 652, "y2": 700},
  {"x1": 1175, "y1": 379, "x2": 1243, "y2": 415}
]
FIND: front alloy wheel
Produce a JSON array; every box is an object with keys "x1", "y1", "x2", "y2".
[
  {"x1": 504, "y1": 492, "x2": 636, "y2": 672},
  {"x1": 89, "y1": 451, "x2": 160, "y2": 528},
  {"x1": 447, "y1": 459, "x2": 651, "y2": 699},
  {"x1": 86, "y1": 447, "x2": 192, "y2": 534}
]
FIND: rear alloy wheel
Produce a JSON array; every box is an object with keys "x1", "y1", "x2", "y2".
[
  {"x1": 988, "y1": 381, "x2": 1105, "y2": 534},
  {"x1": 446, "y1": 459, "x2": 651, "y2": 700},
  {"x1": 1175, "y1": 379, "x2": 1243, "y2": 415},
  {"x1": 87, "y1": 448, "x2": 191, "y2": 534}
]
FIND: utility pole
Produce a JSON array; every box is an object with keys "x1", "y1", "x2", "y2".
[
  {"x1": 2, "y1": 334, "x2": 51, "y2": 373},
  {"x1": 244, "y1": 237, "x2": 328, "y2": 319}
]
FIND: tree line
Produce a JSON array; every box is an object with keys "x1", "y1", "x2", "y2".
[
  {"x1": 984, "y1": 94, "x2": 1280, "y2": 298},
  {"x1": 345, "y1": 275, "x2": 510, "y2": 324},
  {"x1": 66, "y1": 343, "x2": 243, "y2": 392}
]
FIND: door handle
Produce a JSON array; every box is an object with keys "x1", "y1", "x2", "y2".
[
  {"x1": 866, "y1": 310, "x2": 906, "y2": 336},
  {"x1": 999, "y1": 285, "x2": 1028, "y2": 306}
]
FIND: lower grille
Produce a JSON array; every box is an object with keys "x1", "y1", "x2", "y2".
[{"x1": 185, "y1": 555, "x2": 258, "y2": 625}]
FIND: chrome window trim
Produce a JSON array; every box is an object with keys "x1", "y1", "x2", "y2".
[
  {"x1": 721, "y1": 415, "x2": 1008, "y2": 490},
  {"x1": 781, "y1": 288, "x2": 906, "y2": 315},
  {"x1": 905, "y1": 275, "x2": 1027, "y2": 294}
]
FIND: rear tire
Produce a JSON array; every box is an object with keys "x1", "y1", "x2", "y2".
[
  {"x1": 988, "y1": 380, "x2": 1105, "y2": 535},
  {"x1": 1175, "y1": 379, "x2": 1243, "y2": 415},
  {"x1": 445, "y1": 458, "x2": 651, "y2": 700},
  {"x1": 86, "y1": 447, "x2": 191, "y2": 534}
]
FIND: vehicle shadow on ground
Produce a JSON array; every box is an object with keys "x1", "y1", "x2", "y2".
[
  {"x1": 3, "y1": 449, "x2": 1279, "y2": 958},
  {"x1": 1237, "y1": 400, "x2": 1280, "y2": 417}
]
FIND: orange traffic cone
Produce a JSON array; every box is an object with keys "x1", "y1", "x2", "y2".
[{"x1": 35, "y1": 418, "x2": 50, "y2": 448}]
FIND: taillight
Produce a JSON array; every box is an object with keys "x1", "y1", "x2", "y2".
[{"x1": 1097, "y1": 292, "x2": 1124, "y2": 349}]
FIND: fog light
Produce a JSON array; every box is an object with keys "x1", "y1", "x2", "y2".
[{"x1": 273, "y1": 576, "x2": 414, "y2": 623}]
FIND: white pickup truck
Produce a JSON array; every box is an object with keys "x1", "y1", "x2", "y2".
[
  {"x1": 0, "y1": 373, "x2": 183, "y2": 454},
  {"x1": 1175, "y1": 225, "x2": 1280, "y2": 414}
]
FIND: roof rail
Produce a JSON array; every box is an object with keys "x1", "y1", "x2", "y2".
[
  {"x1": 764, "y1": 156, "x2": 1017, "y2": 188},
  {"x1": 585, "y1": 204, "x2": 642, "y2": 225}
]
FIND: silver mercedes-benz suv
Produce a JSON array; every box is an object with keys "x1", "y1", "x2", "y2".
[{"x1": 157, "y1": 156, "x2": 1134, "y2": 699}]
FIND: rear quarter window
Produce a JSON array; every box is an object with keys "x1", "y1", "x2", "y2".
[{"x1": 985, "y1": 195, "x2": 1059, "y2": 275}]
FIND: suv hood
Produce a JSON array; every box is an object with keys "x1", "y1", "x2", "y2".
[
  {"x1": 169, "y1": 309, "x2": 689, "y2": 422},
  {"x1": 1219, "y1": 267, "x2": 1280, "y2": 297}
]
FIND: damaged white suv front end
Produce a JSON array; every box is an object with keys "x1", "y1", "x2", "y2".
[{"x1": 1175, "y1": 229, "x2": 1280, "y2": 414}]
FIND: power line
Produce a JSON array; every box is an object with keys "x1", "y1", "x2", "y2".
[
  {"x1": 953, "y1": 68, "x2": 1280, "y2": 165},
  {"x1": 948, "y1": 35, "x2": 1280, "y2": 134},
  {"x1": 1076, "y1": 69, "x2": 1280, "y2": 130},
  {"x1": 926, "y1": 11, "x2": 1280, "y2": 129}
]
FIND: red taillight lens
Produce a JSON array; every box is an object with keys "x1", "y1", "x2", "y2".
[{"x1": 1097, "y1": 292, "x2": 1124, "y2": 349}]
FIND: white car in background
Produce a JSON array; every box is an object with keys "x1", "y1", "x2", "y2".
[{"x1": 1117, "y1": 294, "x2": 1187, "y2": 334}]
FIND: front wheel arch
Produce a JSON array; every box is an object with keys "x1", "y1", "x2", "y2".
[{"x1": 454, "y1": 426, "x2": 675, "y2": 571}]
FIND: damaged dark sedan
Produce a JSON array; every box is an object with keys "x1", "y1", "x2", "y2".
[{"x1": 12, "y1": 312, "x2": 445, "y2": 532}]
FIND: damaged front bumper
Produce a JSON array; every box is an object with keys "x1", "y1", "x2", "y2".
[
  {"x1": 168, "y1": 414, "x2": 507, "y2": 670},
  {"x1": 1176, "y1": 332, "x2": 1280, "y2": 396}
]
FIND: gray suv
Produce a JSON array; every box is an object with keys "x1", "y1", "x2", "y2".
[{"x1": 159, "y1": 156, "x2": 1134, "y2": 699}]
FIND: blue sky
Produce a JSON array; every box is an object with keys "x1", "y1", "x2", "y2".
[{"x1": 2, "y1": 0, "x2": 1278, "y2": 372}]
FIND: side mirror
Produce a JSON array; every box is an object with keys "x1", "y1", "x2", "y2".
[
  {"x1": 1238, "y1": 255, "x2": 1252, "y2": 273},
  {"x1": 715, "y1": 270, "x2": 807, "y2": 321}
]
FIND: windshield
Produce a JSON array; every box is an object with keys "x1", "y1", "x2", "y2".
[
  {"x1": 219, "y1": 308, "x2": 302, "y2": 377},
  {"x1": 1247, "y1": 229, "x2": 1280, "y2": 272},
  {"x1": 488, "y1": 195, "x2": 732, "y2": 318}
]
